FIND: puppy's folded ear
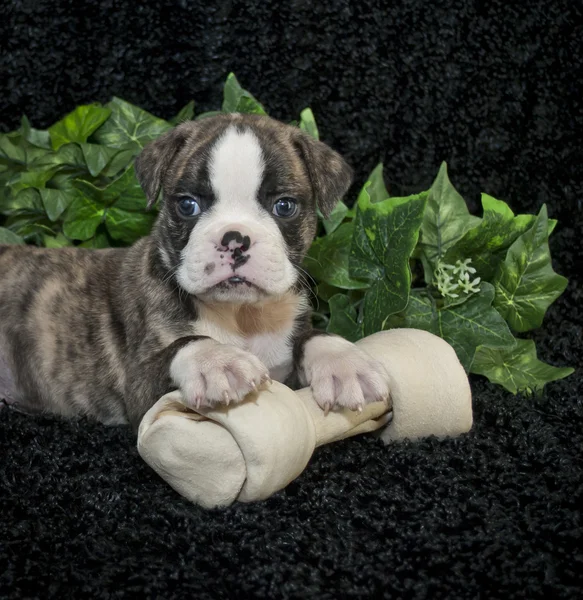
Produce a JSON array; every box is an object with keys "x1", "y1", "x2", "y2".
[
  {"x1": 135, "y1": 124, "x2": 190, "y2": 209},
  {"x1": 294, "y1": 131, "x2": 353, "y2": 218}
]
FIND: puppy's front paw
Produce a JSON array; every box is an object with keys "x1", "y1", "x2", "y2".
[
  {"x1": 301, "y1": 336, "x2": 389, "y2": 413},
  {"x1": 170, "y1": 339, "x2": 270, "y2": 410}
]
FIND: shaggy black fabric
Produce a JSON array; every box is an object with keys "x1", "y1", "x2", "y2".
[{"x1": 1, "y1": 0, "x2": 581, "y2": 598}]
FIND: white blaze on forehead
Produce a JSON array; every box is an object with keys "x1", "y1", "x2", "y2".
[{"x1": 208, "y1": 126, "x2": 265, "y2": 210}]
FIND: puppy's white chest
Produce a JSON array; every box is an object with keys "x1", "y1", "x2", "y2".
[
  {"x1": 192, "y1": 316, "x2": 244, "y2": 348},
  {"x1": 246, "y1": 332, "x2": 294, "y2": 381},
  {"x1": 191, "y1": 302, "x2": 298, "y2": 382}
]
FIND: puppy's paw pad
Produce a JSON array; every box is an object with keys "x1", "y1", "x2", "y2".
[
  {"x1": 303, "y1": 339, "x2": 390, "y2": 413},
  {"x1": 171, "y1": 339, "x2": 270, "y2": 409}
]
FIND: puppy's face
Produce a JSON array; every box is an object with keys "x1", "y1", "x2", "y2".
[{"x1": 135, "y1": 114, "x2": 352, "y2": 304}]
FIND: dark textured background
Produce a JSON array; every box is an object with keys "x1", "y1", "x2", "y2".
[{"x1": 1, "y1": 0, "x2": 582, "y2": 598}]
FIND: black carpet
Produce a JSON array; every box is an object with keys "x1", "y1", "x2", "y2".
[{"x1": 1, "y1": 1, "x2": 581, "y2": 598}]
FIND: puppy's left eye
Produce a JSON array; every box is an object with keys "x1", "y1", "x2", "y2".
[
  {"x1": 272, "y1": 198, "x2": 298, "y2": 218},
  {"x1": 177, "y1": 197, "x2": 202, "y2": 218}
]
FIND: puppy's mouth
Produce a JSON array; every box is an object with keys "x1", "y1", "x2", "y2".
[
  {"x1": 215, "y1": 275, "x2": 256, "y2": 289},
  {"x1": 210, "y1": 275, "x2": 269, "y2": 296}
]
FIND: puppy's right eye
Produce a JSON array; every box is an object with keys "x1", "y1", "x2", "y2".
[{"x1": 177, "y1": 197, "x2": 201, "y2": 218}]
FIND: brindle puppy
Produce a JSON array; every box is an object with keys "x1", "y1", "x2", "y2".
[{"x1": 0, "y1": 114, "x2": 389, "y2": 430}]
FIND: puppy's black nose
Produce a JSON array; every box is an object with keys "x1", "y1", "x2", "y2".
[{"x1": 221, "y1": 230, "x2": 251, "y2": 252}]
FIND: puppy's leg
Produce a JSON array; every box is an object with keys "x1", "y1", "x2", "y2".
[
  {"x1": 124, "y1": 336, "x2": 270, "y2": 429},
  {"x1": 294, "y1": 332, "x2": 390, "y2": 413}
]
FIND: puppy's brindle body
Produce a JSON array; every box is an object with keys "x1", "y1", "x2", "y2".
[{"x1": 0, "y1": 114, "x2": 389, "y2": 429}]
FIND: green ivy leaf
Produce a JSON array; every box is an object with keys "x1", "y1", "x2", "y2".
[
  {"x1": 20, "y1": 116, "x2": 52, "y2": 149},
  {"x1": 79, "y1": 143, "x2": 121, "y2": 177},
  {"x1": 79, "y1": 229, "x2": 111, "y2": 249},
  {"x1": 0, "y1": 134, "x2": 26, "y2": 168},
  {"x1": 444, "y1": 194, "x2": 551, "y2": 281},
  {"x1": 195, "y1": 110, "x2": 223, "y2": 121},
  {"x1": 471, "y1": 339, "x2": 574, "y2": 394},
  {"x1": 299, "y1": 108, "x2": 319, "y2": 140},
  {"x1": 49, "y1": 172, "x2": 77, "y2": 191},
  {"x1": 7, "y1": 169, "x2": 56, "y2": 194},
  {"x1": 366, "y1": 163, "x2": 390, "y2": 204},
  {"x1": 49, "y1": 103, "x2": 112, "y2": 151},
  {"x1": 30, "y1": 143, "x2": 86, "y2": 171},
  {"x1": 492, "y1": 204, "x2": 567, "y2": 332},
  {"x1": 3, "y1": 215, "x2": 55, "y2": 243},
  {"x1": 105, "y1": 208, "x2": 156, "y2": 244},
  {"x1": 63, "y1": 189, "x2": 105, "y2": 241},
  {"x1": 101, "y1": 149, "x2": 137, "y2": 178},
  {"x1": 317, "y1": 200, "x2": 349, "y2": 234},
  {"x1": 0, "y1": 133, "x2": 51, "y2": 170},
  {"x1": 350, "y1": 186, "x2": 427, "y2": 335},
  {"x1": 0, "y1": 227, "x2": 25, "y2": 245},
  {"x1": 326, "y1": 294, "x2": 363, "y2": 342},
  {"x1": 0, "y1": 188, "x2": 45, "y2": 215},
  {"x1": 222, "y1": 73, "x2": 267, "y2": 115},
  {"x1": 169, "y1": 100, "x2": 195, "y2": 125},
  {"x1": 386, "y1": 283, "x2": 515, "y2": 371},
  {"x1": 72, "y1": 166, "x2": 146, "y2": 211},
  {"x1": 92, "y1": 97, "x2": 172, "y2": 151},
  {"x1": 313, "y1": 281, "x2": 343, "y2": 302},
  {"x1": 43, "y1": 232, "x2": 73, "y2": 248},
  {"x1": 102, "y1": 166, "x2": 147, "y2": 211},
  {"x1": 418, "y1": 162, "x2": 480, "y2": 283},
  {"x1": 39, "y1": 188, "x2": 73, "y2": 222},
  {"x1": 304, "y1": 222, "x2": 369, "y2": 290},
  {"x1": 64, "y1": 167, "x2": 149, "y2": 242}
]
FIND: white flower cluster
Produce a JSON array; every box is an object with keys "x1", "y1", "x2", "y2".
[{"x1": 435, "y1": 258, "x2": 481, "y2": 299}]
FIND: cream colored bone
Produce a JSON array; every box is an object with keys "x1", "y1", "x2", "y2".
[{"x1": 137, "y1": 329, "x2": 473, "y2": 509}]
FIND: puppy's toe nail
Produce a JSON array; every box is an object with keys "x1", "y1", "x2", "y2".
[{"x1": 223, "y1": 391, "x2": 230, "y2": 405}]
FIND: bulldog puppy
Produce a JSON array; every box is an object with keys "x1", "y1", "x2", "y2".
[{"x1": 0, "y1": 114, "x2": 389, "y2": 430}]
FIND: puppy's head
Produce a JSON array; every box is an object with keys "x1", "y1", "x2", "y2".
[{"x1": 135, "y1": 113, "x2": 352, "y2": 304}]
